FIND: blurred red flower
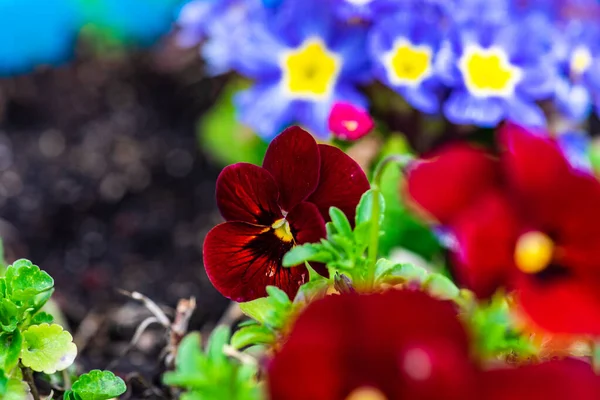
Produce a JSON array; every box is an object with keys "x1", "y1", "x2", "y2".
[
  {"x1": 203, "y1": 126, "x2": 370, "y2": 302},
  {"x1": 267, "y1": 290, "x2": 600, "y2": 400},
  {"x1": 406, "y1": 123, "x2": 600, "y2": 334},
  {"x1": 328, "y1": 102, "x2": 374, "y2": 141}
]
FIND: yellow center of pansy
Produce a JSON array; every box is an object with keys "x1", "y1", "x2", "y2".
[
  {"x1": 271, "y1": 218, "x2": 294, "y2": 243},
  {"x1": 515, "y1": 231, "x2": 554, "y2": 274},
  {"x1": 459, "y1": 45, "x2": 522, "y2": 97},
  {"x1": 281, "y1": 38, "x2": 341, "y2": 100},
  {"x1": 384, "y1": 38, "x2": 432, "y2": 87},
  {"x1": 570, "y1": 45, "x2": 593, "y2": 76},
  {"x1": 345, "y1": 387, "x2": 388, "y2": 400}
]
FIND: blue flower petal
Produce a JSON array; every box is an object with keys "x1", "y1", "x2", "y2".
[
  {"x1": 235, "y1": 83, "x2": 295, "y2": 140},
  {"x1": 554, "y1": 79, "x2": 592, "y2": 122},
  {"x1": 504, "y1": 96, "x2": 546, "y2": 127},
  {"x1": 443, "y1": 91, "x2": 504, "y2": 127},
  {"x1": 401, "y1": 85, "x2": 440, "y2": 114}
]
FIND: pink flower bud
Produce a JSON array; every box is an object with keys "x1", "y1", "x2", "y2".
[{"x1": 328, "y1": 102, "x2": 374, "y2": 141}]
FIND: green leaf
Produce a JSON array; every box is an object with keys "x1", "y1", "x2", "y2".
[
  {"x1": 163, "y1": 333, "x2": 206, "y2": 388},
  {"x1": 355, "y1": 189, "x2": 385, "y2": 227},
  {"x1": 329, "y1": 207, "x2": 352, "y2": 237},
  {"x1": 30, "y1": 312, "x2": 54, "y2": 326},
  {"x1": 282, "y1": 244, "x2": 332, "y2": 267},
  {"x1": 5, "y1": 261, "x2": 54, "y2": 303},
  {"x1": 71, "y1": 370, "x2": 127, "y2": 400},
  {"x1": 21, "y1": 323, "x2": 77, "y2": 374},
  {"x1": 0, "y1": 300, "x2": 19, "y2": 333},
  {"x1": 207, "y1": 326, "x2": 231, "y2": 370},
  {"x1": 239, "y1": 298, "x2": 272, "y2": 325},
  {"x1": 0, "y1": 331, "x2": 22, "y2": 372},
  {"x1": 424, "y1": 274, "x2": 460, "y2": 300},
  {"x1": 265, "y1": 286, "x2": 290, "y2": 308},
  {"x1": 295, "y1": 278, "x2": 329, "y2": 304},
  {"x1": 63, "y1": 390, "x2": 81, "y2": 400},
  {"x1": 0, "y1": 368, "x2": 7, "y2": 394},
  {"x1": 231, "y1": 325, "x2": 275, "y2": 349},
  {"x1": 3, "y1": 379, "x2": 26, "y2": 400}
]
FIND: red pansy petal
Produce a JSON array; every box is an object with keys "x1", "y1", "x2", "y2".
[
  {"x1": 405, "y1": 144, "x2": 499, "y2": 225},
  {"x1": 268, "y1": 291, "x2": 472, "y2": 400},
  {"x1": 516, "y1": 273, "x2": 600, "y2": 334},
  {"x1": 216, "y1": 163, "x2": 282, "y2": 224},
  {"x1": 262, "y1": 126, "x2": 320, "y2": 212},
  {"x1": 499, "y1": 123, "x2": 575, "y2": 230},
  {"x1": 287, "y1": 202, "x2": 329, "y2": 277},
  {"x1": 451, "y1": 191, "x2": 519, "y2": 298},
  {"x1": 307, "y1": 144, "x2": 370, "y2": 224},
  {"x1": 203, "y1": 222, "x2": 307, "y2": 302},
  {"x1": 480, "y1": 359, "x2": 600, "y2": 400},
  {"x1": 328, "y1": 102, "x2": 374, "y2": 141}
]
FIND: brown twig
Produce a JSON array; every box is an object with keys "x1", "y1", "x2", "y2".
[{"x1": 21, "y1": 363, "x2": 40, "y2": 400}]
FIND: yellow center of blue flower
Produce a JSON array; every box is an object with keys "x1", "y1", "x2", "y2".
[
  {"x1": 281, "y1": 38, "x2": 341, "y2": 100},
  {"x1": 271, "y1": 218, "x2": 294, "y2": 243},
  {"x1": 345, "y1": 387, "x2": 388, "y2": 400},
  {"x1": 514, "y1": 231, "x2": 554, "y2": 274},
  {"x1": 384, "y1": 39, "x2": 432, "y2": 86},
  {"x1": 570, "y1": 45, "x2": 593, "y2": 76},
  {"x1": 459, "y1": 45, "x2": 522, "y2": 97}
]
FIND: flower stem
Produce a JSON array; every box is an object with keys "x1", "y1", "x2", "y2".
[
  {"x1": 365, "y1": 155, "x2": 414, "y2": 290},
  {"x1": 21, "y1": 363, "x2": 40, "y2": 400}
]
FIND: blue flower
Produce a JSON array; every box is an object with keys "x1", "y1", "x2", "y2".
[
  {"x1": 232, "y1": 1, "x2": 370, "y2": 139},
  {"x1": 0, "y1": 0, "x2": 81, "y2": 75},
  {"x1": 438, "y1": 16, "x2": 557, "y2": 128},
  {"x1": 176, "y1": 0, "x2": 260, "y2": 75},
  {"x1": 332, "y1": 0, "x2": 402, "y2": 22},
  {"x1": 552, "y1": 20, "x2": 600, "y2": 123},
  {"x1": 557, "y1": 130, "x2": 592, "y2": 171},
  {"x1": 369, "y1": 9, "x2": 445, "y2": 114}
]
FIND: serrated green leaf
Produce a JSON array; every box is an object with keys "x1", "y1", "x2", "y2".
[
  {"x1": 5, "y1": 262, "x2": 54, "y2": 302},
  {"x1": 71, "y1": 370, "x2": 127, "y2": 400},
  {"x1": 355, "y1": 189, "x2": 384, "y2": 226},
  {"x1": 0, "y1": 331, "x2": 22, "y2": 372},
  {"x1": 0, "y1": 300, "x2": 19, "y2": 333},
  {"x1": 265, "y1": 286, "x2": 290, "y2": 308},
  {"x1": 329, "y1": 207, "x2": 352, "y2": 237},
  {"x1": 21, "y1": 323, "x2": 77, "y2": 374},
  {"x1": 239, "y1": 298, "x2": 272, "y2": 325},
  {"x1": 163, "y1": 333, "x2": 206, "y2": 388},
  {"x1": 30, "y1": 312, "x2": 54, "y2": 326},
  {"x1": 282, "y1": 244, "x2": 332, "y2": 267},
  {"x1": 231, "y1": 325, "x2": 275, "y2": 349}
]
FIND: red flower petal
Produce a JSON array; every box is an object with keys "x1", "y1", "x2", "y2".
[
  {"x1": 203, "y1": 222, "x2": 307, "y2": 302},
  {"x1": 307, "y1": 144, "x2": 370, "y2": 224},
  {"x1": 516, "y1": 272, "x2": 600, "y2": 334},
  {"x1": 263, "y1": 126, "x2": 320, "y2": 212},
  {"x1": 480, "y1": 359, "x2": 600, "y2": 400},
  {"x1": 287, "y1": 202, "x2": 328, "y2": 277},
  {"x1": 499, "y1": 123, "x2": 574, "y2": 231},
  {"x1": 328, "y1": 102, "x2": 374, "y2": 141},
  {"x1": 406, "y1": 144, "x2": 499, "y2": 225},
  {"x1": 451, "y1": 191, "x2": 519, "y2": 298},
  {"x1": 268, "y1": 291, "x2": 473, "y2": 400},
  {"x1": 216, "y1": 163, "x2": 282, "y2": 225}
]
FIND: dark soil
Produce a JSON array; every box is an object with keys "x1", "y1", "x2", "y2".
[{"x1": 0, "y1": 44, "x2": 231, "y2": 398}]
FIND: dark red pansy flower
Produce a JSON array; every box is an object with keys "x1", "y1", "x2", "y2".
[
  {"x1": 203, "y1": 126, "x2": 370, "y2": 302},
  {"x1": 267, "y1": 290, "x2": 600, "y2": 400},
  {"x1": 406, "y1": 122, "x2": 600, "y2": 334}
]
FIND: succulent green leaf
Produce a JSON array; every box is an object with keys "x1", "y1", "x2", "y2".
[
  {"x1": 30, "y1": 312, "x2": 54, "y2": 326},
  {"x1": 63, "y1": 390, "x2": 81, "y2": 400},
  {"x1": 329, "y1": 207, "x2": 352, "y2": 237},
  {"x1": 5, "y1": 261, "x2": 54, "y2": 302},
  {"x1": 21, "y1": 323, "x2": 77, "y2": 374},
  {"x1": 231, "y1": 325, "x2": 275, "y2": 349},
  {"x1": 71, "y1": 370, "x2": 127, "y2": 400},
  {"x1": 355, "y1": 189, "x2": 385, "y2": 226},
  {"x1": 0, "y1": 331, "x2": 22, "y2": 372}
]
